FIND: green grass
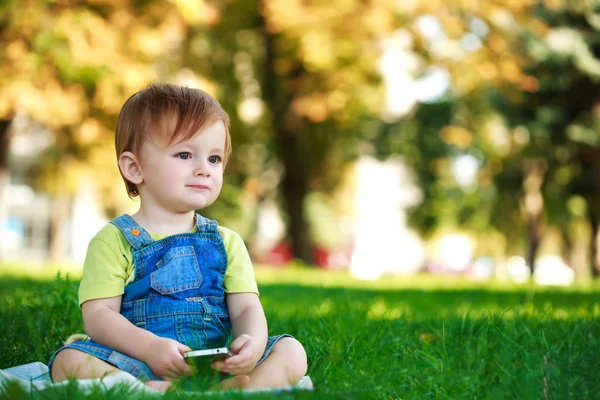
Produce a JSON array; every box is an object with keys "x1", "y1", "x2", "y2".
[{"x1": 1, "y1": 265, "x2": 599, "y2": 399}]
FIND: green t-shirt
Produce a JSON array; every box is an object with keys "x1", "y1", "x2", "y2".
[{"x1": 78, "y1": 222, "x2": 258, "y2": 306}]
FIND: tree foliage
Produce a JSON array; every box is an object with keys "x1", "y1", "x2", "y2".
[
  {"x1": 397, "y1": 0, "x2": 600, "y2": 275},
  {"x1": 3, "y1": 0, "x2": 600, "y2": 273}
]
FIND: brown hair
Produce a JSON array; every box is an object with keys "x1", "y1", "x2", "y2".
[{"x1": 115, "y1": 83, "x2": 231, "y2": 198}]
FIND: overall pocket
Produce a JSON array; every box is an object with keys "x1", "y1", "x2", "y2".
[{"x1": 150, "y1": 245, "x2": 203, "y2": 294}]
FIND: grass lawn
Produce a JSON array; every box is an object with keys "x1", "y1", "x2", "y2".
[{"x1": 1, "y1": 263, "x2": 599, "y2": 399}]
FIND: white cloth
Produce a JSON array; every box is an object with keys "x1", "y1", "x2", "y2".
[
  {"x1": 0, "y1": 362, "x2": 158, "y2": 395},
  {"x1": 0, "y1": 362, "x2": 313, "y2": 394}
]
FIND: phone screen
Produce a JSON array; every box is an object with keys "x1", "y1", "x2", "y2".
[{"x1": 185, "y1": 351, "x2": 230, "y2": 374}]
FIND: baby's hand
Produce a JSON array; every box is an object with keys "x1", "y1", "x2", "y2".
[
  {"x1": 212, "y1": 334, "x2": 262, "y2": 375},
  {"x1": 144, "y1": 337, "x2": 191, "y2": 380}
]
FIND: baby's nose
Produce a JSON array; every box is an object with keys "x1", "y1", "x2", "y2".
[{"x1": 195, "y1": 163, "x2": 211, "y2": 177}]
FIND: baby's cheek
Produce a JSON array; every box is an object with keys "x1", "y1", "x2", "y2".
[
  {"x1": 213, "y1": 178, "x2": 224, "y2": 192},
  {"x1": 161, "y1": 175, "x2": 178, "y2": 188}
]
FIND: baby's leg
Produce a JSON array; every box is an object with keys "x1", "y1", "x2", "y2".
[
  {"x1": 51, "y1": 348, "x2": 171, "y2": 392},
  {"x1": 236, "y1": 337, "x2": 308, "y2": 389},
  {"x1": 51, "y1": 348, "x2": 119, "y2": 381}
]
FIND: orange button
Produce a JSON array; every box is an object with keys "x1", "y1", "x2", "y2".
[{"x1": 131, "y1": 229, "x2": 141, "y2": 236}]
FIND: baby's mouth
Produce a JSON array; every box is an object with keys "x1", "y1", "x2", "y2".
[{"x1": 187, "y1": 184, "x2": 210, "y2": 190}]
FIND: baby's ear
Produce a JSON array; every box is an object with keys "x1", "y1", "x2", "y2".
[{"x1": 119, "y1": 151, "x2": 143, "y2": 185}]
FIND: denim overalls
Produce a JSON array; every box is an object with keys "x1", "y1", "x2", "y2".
[{"x1": 48, "y1": 214, "x2": 290, "y2": 381}]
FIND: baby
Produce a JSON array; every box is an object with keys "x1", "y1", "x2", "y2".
[{"x1": 48, "y1": 83, "x2": 309, "y2": 391}]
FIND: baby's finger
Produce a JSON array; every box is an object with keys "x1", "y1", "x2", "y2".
[
  {"x1": 173, "y1": 357, "x2": 191, "y2": 375},
  {"x1": 226, "y1": 347, "x2": 253, "y2": 363},
  {"x1": 177, "y1": 343, "x2": 192, "y2": 355},
  {"x1": 211, "y1": 359, "x2": 241, "y2": 371},
  {"x1": 224, "y1": 354, "x2": 242, "y2": 363},
  {"x1": 161, "y1": 368, "x2": 179, "y2": 380},
  {"x1": 162, "y1": 374, "x2": 178, "y2": 382},
  {"x1": 224, "y1": 364, "x2": 253, "y2": 376},
  {"x1": 211, "y1": 360, "x2": 226, "y2": 371},
  {"x1": 222, "y1": 359, "x2": 254, "y2": 372},
  {"x1": 230, "y1": 334, "x2": 252, "y2": 354},
  {"x1": 169, "y1": 360, "x2": 188, "y2": 377},
  {"x1": 219, "y1": 360, "x2": 244, "y2": 370}
]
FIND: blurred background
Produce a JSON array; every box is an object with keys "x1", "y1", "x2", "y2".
[{"x1": 1, "y1": 0, "x2": 599, "y2": 286}]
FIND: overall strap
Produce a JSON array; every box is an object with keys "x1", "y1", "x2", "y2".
[
  {"x1": 110, "y1": 215, "x2": 154, "y2": 250},
  {"x1": 195, "y1": 213, "x2": 219, "y2": 234}
]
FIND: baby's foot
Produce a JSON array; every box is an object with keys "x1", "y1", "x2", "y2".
[
  {"x1": 63, "y1": 333, "x2": 88, "y2": 345},
  {"x1": 297, "y1": 376, "x2": 313, "y2": 389},
  {"x1": 144, "y1": 380, "x2": 172, "y2": 392},
  {"x1": 216, "y1": 375, "x2": 250, "y2": 390}
]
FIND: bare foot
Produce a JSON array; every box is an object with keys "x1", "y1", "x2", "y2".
[
  {"x1": 144, "y1": 380, "x2": 172, "y2": 392},
  {"x1": 216, "y1": 375, "x2": 251, "y2": 390},
  {"x1": 298, "y1": 376, "x2": 313, "y2": 389}
]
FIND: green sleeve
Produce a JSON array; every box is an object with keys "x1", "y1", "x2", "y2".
[
  {"x1": 219, "y1": 226, "x2": 259, "y2": 295},
  {"x1": 78, "y1": 224, "x2": 133, "y2": 306}
]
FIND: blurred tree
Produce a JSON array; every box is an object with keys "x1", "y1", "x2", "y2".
[
  {"x1": 0, "y1": 119, "x2": 10, "y2": 258},
  {"x1": 1, "y1": 0, "x2": 401, "y2": 264},
  {"x1": 8, "y1": 0, "x2": 598, "y2": 276},
  {"x1": 389, "y1": 0, "x2": 600, "y2": 277},
  {"x1": 381, "y1": 1, "x2": 544, "y2": 270},
  {"x1": 257, "y1": 0, "x2": 396, "y2": 263},
  {"x1": 491, "y1": 0, "x2": 600, "y2": 276},
  {"x1": 182, "y1": 0, "x2": 398, "y2": 263},
  {"x1": 0, "y1": 0, "x2": 209, "y2": 259}
]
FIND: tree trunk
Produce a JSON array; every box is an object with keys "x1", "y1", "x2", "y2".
[
  {"x1": 259, "y1": 8, "x2": 313, "y2": 264},
  {"x1": 48, "y1": 189, "x2": 71, "y2": 262},
  {"x1": 560, "y1": 220, "x2": 589, "y2": 279},
  {"x1": 0, "y1": 119, "x2": 11, "y2": 169},
  {"x1": 580, "y1": 145, "x2": 600, "y2": 277},
  {"x1": 526, "y1": 213, "x2": 542, "y2": 275},
  {"x1": 48, "y1": 155, "x2": 73, "y2": 262},
  {"x1": 588, "y1": 206, "x2": 600, "y2": 277},
  {"x1": 278, "y1": 132, "x2": 312, "y2": 264},
  {"x1": 523, "y1": 160, "x2": 546, "y2": 274},
  {"x1": 0, "y1": 119, "x2": 13, "y2": 259}
]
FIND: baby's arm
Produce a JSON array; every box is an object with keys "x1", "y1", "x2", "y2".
[
  {"x1": 215, "y1": 293, "x2": 267, "y2": 375},
  {"x1": 82, "y1": 296, "x2": 191, "y2": 379}
]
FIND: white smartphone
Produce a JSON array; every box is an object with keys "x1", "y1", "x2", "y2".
[{"x1": 184, "y1": 347, "x2": 232, "y2": 365}]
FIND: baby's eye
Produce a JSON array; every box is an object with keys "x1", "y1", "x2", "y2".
[
  {"x1": 176, "y1": 152, "x2": 192, "y2": 160},
  {"x1": 208, "y1": 155, "x2": 222, "y2": 164}
]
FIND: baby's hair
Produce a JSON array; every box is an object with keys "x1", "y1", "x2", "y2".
[{"x1": 115, "y1": 82, "x2": 231, "y2": 198}]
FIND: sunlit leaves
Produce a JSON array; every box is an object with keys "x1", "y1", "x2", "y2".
[
  {"x1": 0, "y1": 2, "x2": 190, "y2": 222},
  {"x1": 170, "y1": 0, "x2": 220, "y2": 25},
  {"x1": 439, "y1": 126, "x2": 473, "y2": 150}
]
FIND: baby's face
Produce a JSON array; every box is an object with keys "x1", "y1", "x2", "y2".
[{"x1": 137, "y1": 120, "x2": 226, "y2": 213}]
